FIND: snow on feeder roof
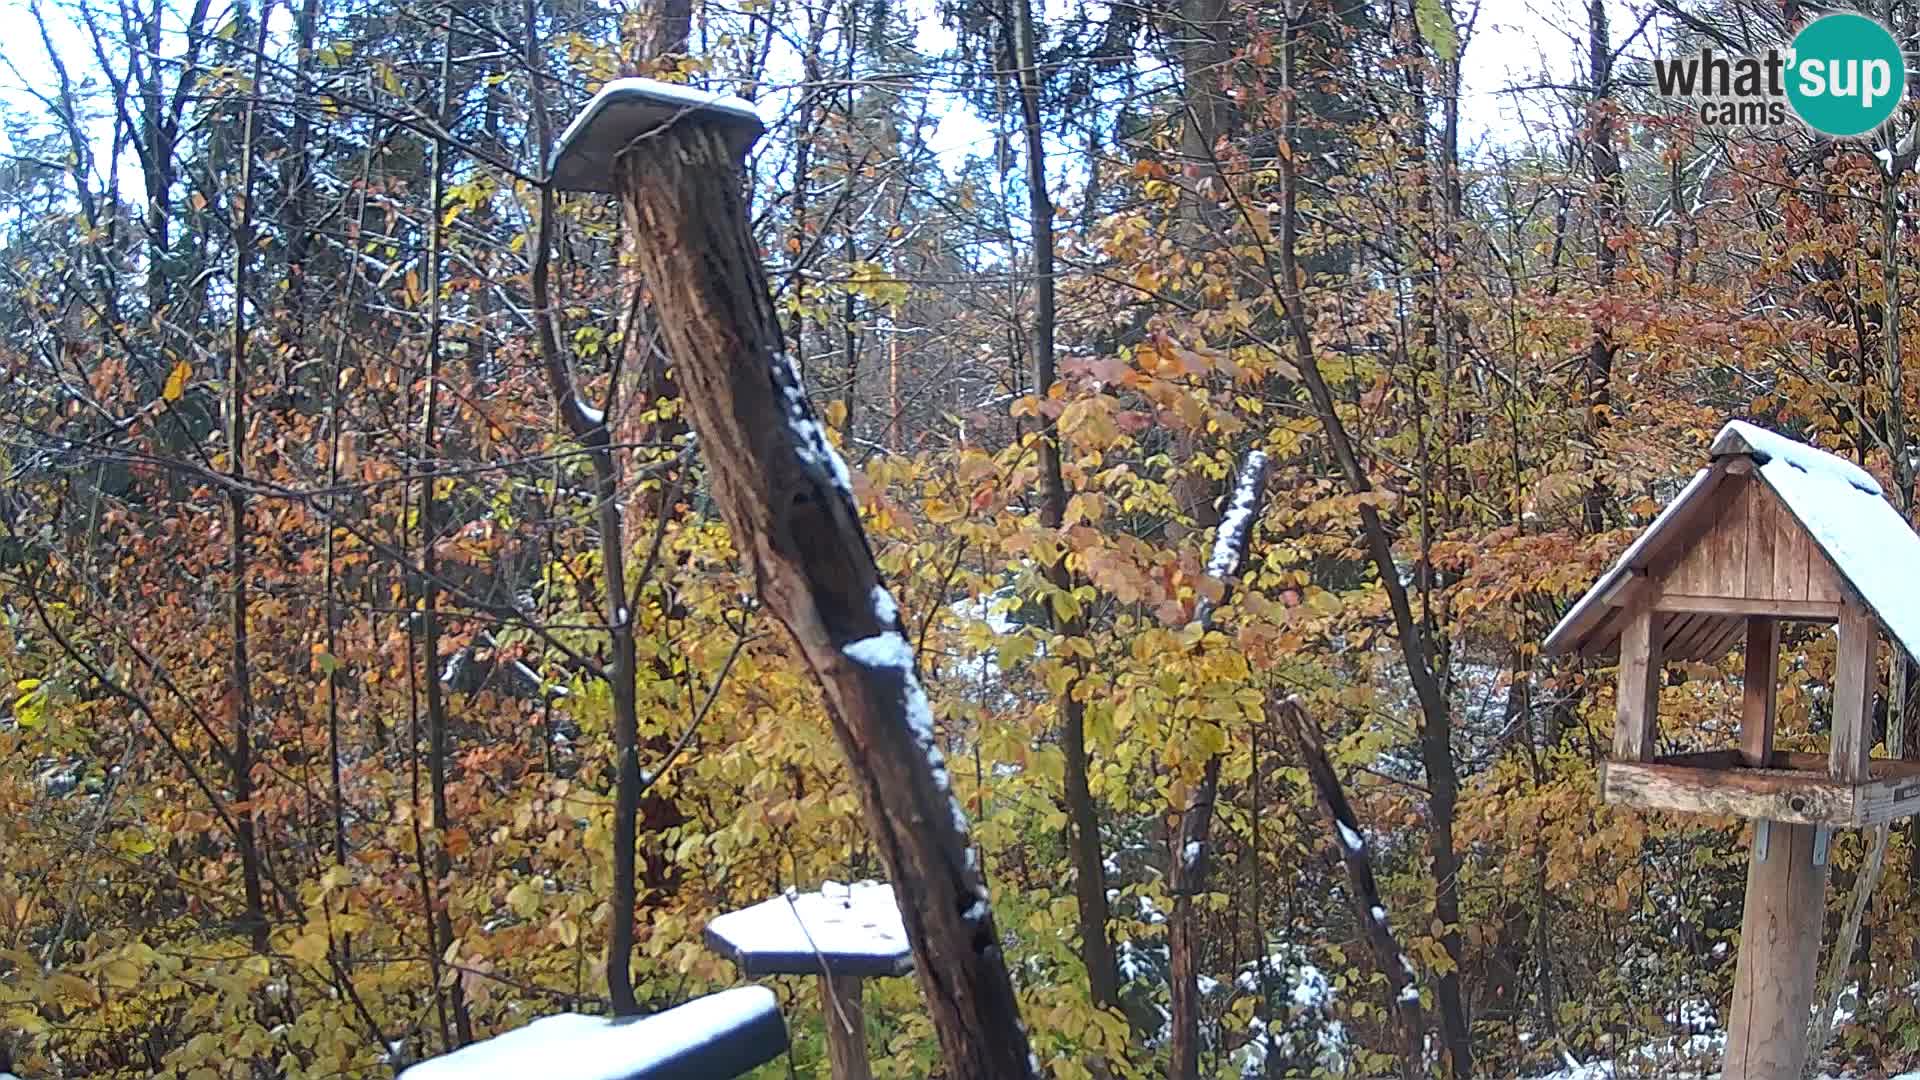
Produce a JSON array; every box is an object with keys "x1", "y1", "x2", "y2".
[
  {"x1": 1543, "y1": 419, "x2": 1920, "y2": 665},
  {"x1": 706, "y1": 880, "x2": 913, "y2": 979},
  {"x1": 397, "y1": 986, "x2": 786, "y2": 1080},
  {"x1": 548, "y1": 78, "x2": 765, "y2": 193}
]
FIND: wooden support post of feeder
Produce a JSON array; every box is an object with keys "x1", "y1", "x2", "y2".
[
  {"x1": 1544, "y1": 420, "x2": 1920, "y2": 1080},
  {"x1": 549, "y1": 79, "x2": 1035, "y2": 1079},
  {"x1": 705, "y1": 881, "x2": 916, "y2": 1080}
]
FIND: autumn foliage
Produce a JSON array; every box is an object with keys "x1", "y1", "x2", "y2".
[{"x1": 6, "y1": 0, "x2": 1920, "y2": 1077}]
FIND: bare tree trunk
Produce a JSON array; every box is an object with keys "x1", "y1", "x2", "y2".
[
  {"x1": 612, "y1": 120, "x2": 1037, "y2": 1080},
  {"x1": 1581, "y1": 0, "x2": 1619, "y2": 534},
  {"x1": 524, "y1": 6, "x2": 649, "y2": 1017},
  {"x1": 1169, "y1": 451, "x2": 1270, "y2": 1080},
  {"x1": 418, "y1": 26, "x2": 473, "y2": 1047},
  {"x1": 1005, "y1": 0, "x2": 1123, "y2": 1015},
  {"x1": 227, "y1": 0, "x2": 272, "y2": 956},
  {"x1": 1271, "y1": 0, "x2": 1471, "y2": 1070}
]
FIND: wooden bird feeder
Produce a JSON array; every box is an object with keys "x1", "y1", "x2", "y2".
[
  {"x1": 1545, "y1": 419, "x2": 1920, "y2": 1079},
  {"x1": 706, "y1": 882, "x2": 914, "y2": 1080}
]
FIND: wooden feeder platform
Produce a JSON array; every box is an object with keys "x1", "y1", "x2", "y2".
[{"x1": 1602, "y1": 750, "x2": 1920, "y2": 828}]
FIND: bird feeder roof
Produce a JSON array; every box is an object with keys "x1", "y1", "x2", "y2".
[
  {"x1": 705, "y1": 880, "x2": 914, "y2": 979},
  {"x1": 549, "y1": 78, "x2": 765, "y2": 193},
  {"x1": 1544, "y1": 420, "x2": 1920, "y2": 664}
]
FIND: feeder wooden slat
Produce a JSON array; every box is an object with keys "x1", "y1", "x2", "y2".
[{"x1": 1740, "y1": 617, "x2": 1778, "y2": 768}]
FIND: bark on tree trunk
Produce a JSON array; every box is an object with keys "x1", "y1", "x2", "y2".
[
  {"x1": 1168, "y1": 450, "x2": 1270, "y2": 1080},
  {"x1": 1272, "y1": 0, "x2": 1472, "y2": 1070},
  {"x1": 1006, "y1": 0, "x2": 1124, "y2": 1015},
  {"x1": 611, "y1": 123, "x2": 1037, "y2": 1079},
  {"x1": 1582, "y1": 0, "x2": 1620, "y2": 534},
  {"x1": 227, "y1": 0, "x2": 271, "y2": 957}
]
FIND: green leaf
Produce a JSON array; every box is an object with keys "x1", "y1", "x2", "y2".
[
  {"x1": 507, "y1": 880, "x2": 542, "y2": 918},
  {"x1": 1416, "y1": 0, "x2": 1458, "y2": 61}
]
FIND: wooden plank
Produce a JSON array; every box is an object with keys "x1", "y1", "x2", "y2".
[
  {"x1": 1742, "y1": 617, "x2": 1780, "y2": 768},
  {"x1": 1613, "y1": 606, "x2": 1664, "y2": 761},
  {"x1": 1662, "y1": 539, "x2": 1709, "y2": 596},
  {"x1": 1806, "y1": 549, "x2": 1844, "y2": 604},
  {"x1": 1774, "y1": 749, "x2": 1920, "y2": 772},
  {"x1": 1714, "y1": 475, "x2": 1751, "y2": 597},
  {"x1": 1700, "y1": 617, "x2": 1751, "y2": 663},
  {"x1": 822, "y1": 975, "x2": 874, "y2": 1080},
  {"x1": 1580, "y1": 605, "x2": 1627, "y2": 658},
  {"x1": 1773, "y1": 515, "x2": 1810, "y2": 602},
  {"x1": 1723, "y1": 820, "x2": 1829, "y2": 1080},
  {"x1": 1856, "y1": 774, "x2": 1920, "y2": 826},
  {"x1": 1745, "y1": 481, "x2": 1778, "y2": 599},
  {"x1": 1651, "y1": 749, "x2": 1745, "y2": 769},
  {"x1": 1601, "y1": 761, "x2": 1855, "y2": 825},
  {"x1": 1675, "y1": 615, "x2": 1730, "y2": 659},
  {"x1": 1661, "y1": 612, "x2": 1700, "y2": 657},
  {"x1": 1647, "y1": 465, "x2": 1743, "y2": 595},
  {"x1": 1832, "y1": 595, "x2": 1878, "y2": 783},
  {"x1": 1653, "y1": 595, "x2": 1840, "y2": 620}
]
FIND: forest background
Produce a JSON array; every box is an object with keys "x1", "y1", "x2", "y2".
[{"x1": 3, "y1": 0, "x2": 1918, "y2": 1075}]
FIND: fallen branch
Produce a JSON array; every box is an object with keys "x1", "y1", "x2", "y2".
[{"x1": 1275, "y1": 696, "x2": 1425, "y2": 1079}]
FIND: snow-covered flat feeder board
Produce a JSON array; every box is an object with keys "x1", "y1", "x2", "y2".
[
  {"x1": 705, "y1": 880, "x2": 913, "y2": 978},
  {"x1": 398, "y1": 986, "x2": 786, "y2": 1080},
  {"x1": 548, "y1": 78, "x2": 766, "y2": 193}
]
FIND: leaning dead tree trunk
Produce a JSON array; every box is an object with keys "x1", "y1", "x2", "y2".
[
  {"x1": 1277, "y1": 697, "x2": 1426, "y2": 1079},
  {"x1": 551, "y1": 82, "x2": 1037, "y2": 1079},
  {"x1": 1168, "y1": 449, "x2": 1270, "y2": 1080}
]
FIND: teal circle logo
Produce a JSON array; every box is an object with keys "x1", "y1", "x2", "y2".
[{"x1": 1786, "y1": 13, "x2": 1905, "y2": 137}]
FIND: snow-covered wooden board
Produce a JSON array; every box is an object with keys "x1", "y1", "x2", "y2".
[
  {"x1": 549, "y1": 78, "x2": 765, "y2": 193},
  {"x1": 398, "y1": 987, "x2": 786, "y2": 1080},
  {"x1": 706, "y1": 880, "x2": 914, "y2": 979}
]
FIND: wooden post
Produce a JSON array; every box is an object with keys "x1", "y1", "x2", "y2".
[
  {"x1": 1741, "y1": 616, "x2": 1779, "y2": 768},
  {"x1": 1832, "y1": 595, "x2": 1878, "y2": 783},
  {"x1": 576, "y1": 88, "x2": 1036, "y2": 1078},
  {"x1": 822, "y1": 975, "x2": 873, "y2": 1080},
  {"x1": 1613, "y1": 605, "x2": 1664, "y2": 760},
  {"x1": 1723, "y1": 820, "x2": 1828, "y2": 1079}
]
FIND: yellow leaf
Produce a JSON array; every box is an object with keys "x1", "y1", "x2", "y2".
[
  {"x1": 288, "y1": 931, "x2": 329, "y2": 966},
  {"x1": 507, "y1": 880, "x2": 542, "y2": 919},
  {"x1": 101, "y1": 958, "x2": 140, "y2": 989},
  {"x1": 163, "y1": 360, "x2": 191, "y2": 401}
]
